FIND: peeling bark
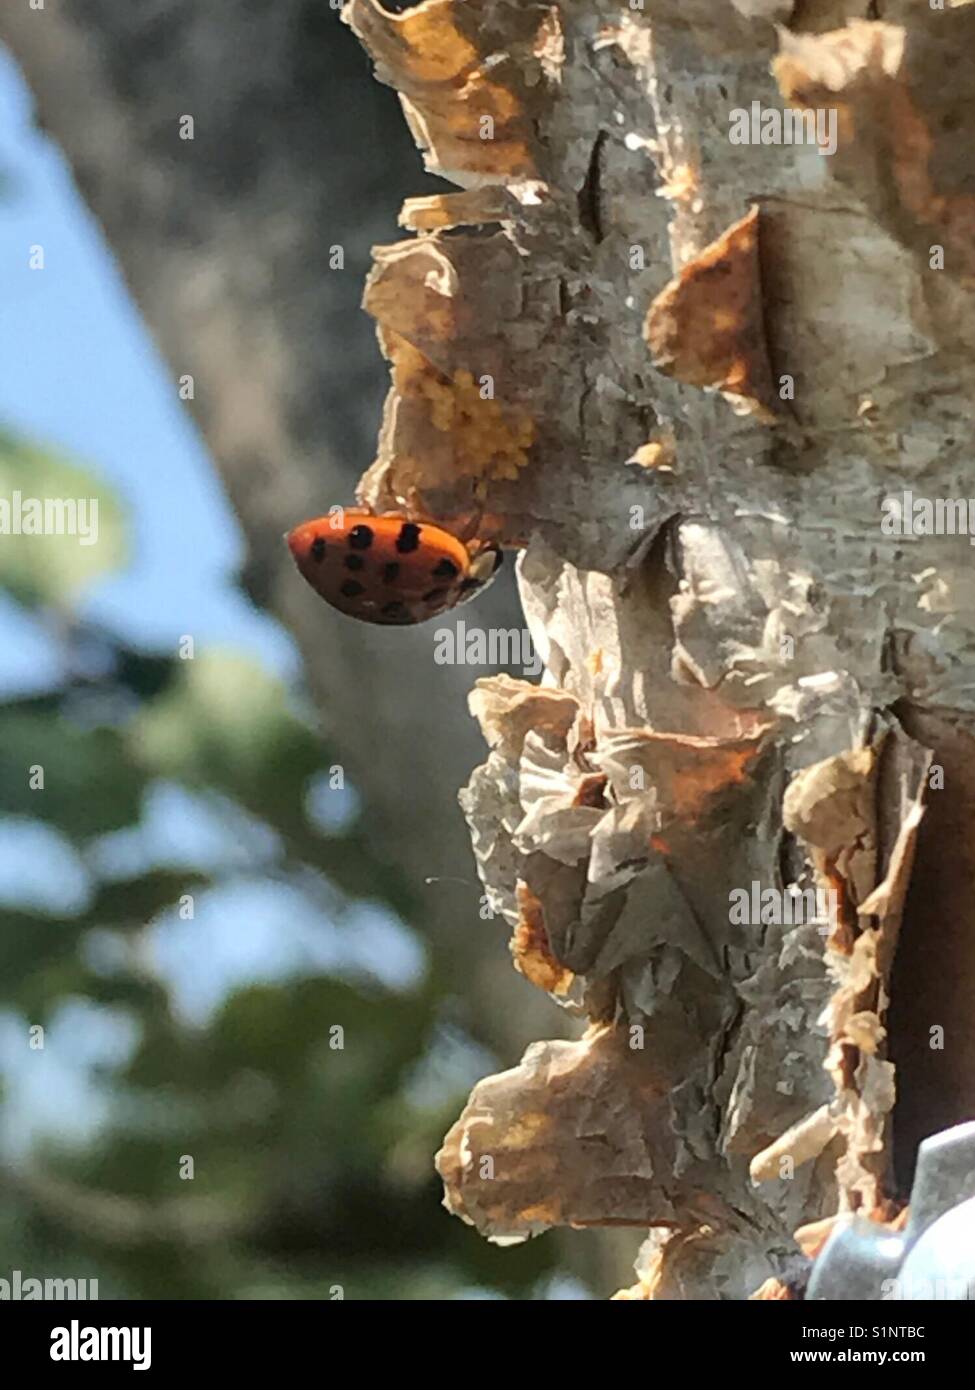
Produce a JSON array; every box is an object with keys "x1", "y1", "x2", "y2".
[{"x1": 344, "y1": 0, "x2": 975, "y2": 1297}]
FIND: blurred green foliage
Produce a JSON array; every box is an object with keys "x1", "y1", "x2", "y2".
[
  {"x1": 0, "y1": 430, "x2": 126, "y2": 607},
  {"x1": 0, "y1": 432, "x2": 565, "y2": 1299}
]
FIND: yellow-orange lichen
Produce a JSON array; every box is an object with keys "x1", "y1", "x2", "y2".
[{"x1": 387, "y1": 334, "x2": 535, "y2": 482}]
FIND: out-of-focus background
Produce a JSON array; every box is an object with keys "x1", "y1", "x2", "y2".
[{"x1": 0, "y1": 6, "x2": 633, "y2": 1300}]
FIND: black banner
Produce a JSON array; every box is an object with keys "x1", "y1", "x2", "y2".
[{"x1": 0, "y1": 1298, "x2": 964, "y2": 1374}]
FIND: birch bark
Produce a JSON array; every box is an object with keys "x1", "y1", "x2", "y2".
[{"x1": 342, "y1": 0, "x2": 975, "y2": 1298}]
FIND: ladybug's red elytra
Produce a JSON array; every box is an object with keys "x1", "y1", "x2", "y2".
[{"x1": 286, "y1": 508, "x2": 504, "y2": 625}]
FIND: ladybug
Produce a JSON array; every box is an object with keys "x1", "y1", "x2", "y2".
[{"x1": 286, "y1": 508, "x2": 504, "y2": 625}]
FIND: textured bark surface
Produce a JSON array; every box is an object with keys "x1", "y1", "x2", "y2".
[{"x1": 338, "y1": 0, "x2": 975, "y2": 1298}]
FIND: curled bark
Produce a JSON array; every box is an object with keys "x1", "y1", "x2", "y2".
[{"x1": 346, "y1": 0, "x2": 975, "y2": 1297}]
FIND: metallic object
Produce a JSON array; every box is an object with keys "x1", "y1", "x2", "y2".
[{"x1": 807, "y1": 1120, "x2": 975, "y2": 1300}]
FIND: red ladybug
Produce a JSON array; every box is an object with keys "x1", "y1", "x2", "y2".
[{"x1": 286, "y1": 508, "x2": 504, "y2": 626}]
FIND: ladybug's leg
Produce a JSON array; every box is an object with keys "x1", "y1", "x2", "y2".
[{"x1": 445, "y1": 495, "x2": 511, "y2": 549}]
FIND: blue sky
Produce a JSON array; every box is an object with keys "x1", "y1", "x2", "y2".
[
  {"x1": 0, "y1": 48, "x2": 427, "y2": 1154},
  {"x1": 0, "y1": 46, "x2": 298, "y2": 694}
]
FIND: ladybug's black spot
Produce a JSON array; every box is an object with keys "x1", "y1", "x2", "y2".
[
  {"x1": 344, "y1": 554, "x2": 365, "y2": 572},
  {"x1": 310, "y1": 537, "x2": 326, "y2": 562},
  {"x1": 340, "y1": 579, "x2": 365, "y2": 598},
  {"x1": 423, "y1": 588, "x2": 449, "y2": 605},
  {"x1": 381, "y1": 600, "x2": 410, "y2": 621},
  {"x1": 432, "y1": 558, "x2": 459, "y2": 580},
  {"x1": 396, "y1": 522, "x2": 421, "y2": 554},
  {"x1": 347, "y1": 524, "x2": 374, "y2": 550},
  {"x1": 382, "y1": 562, "x2": 400, "y2": 584}
]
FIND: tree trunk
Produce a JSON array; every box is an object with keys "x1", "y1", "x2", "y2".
[{"x1": 342, "y1": 0, "x2": 975, "y2": 1299}]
